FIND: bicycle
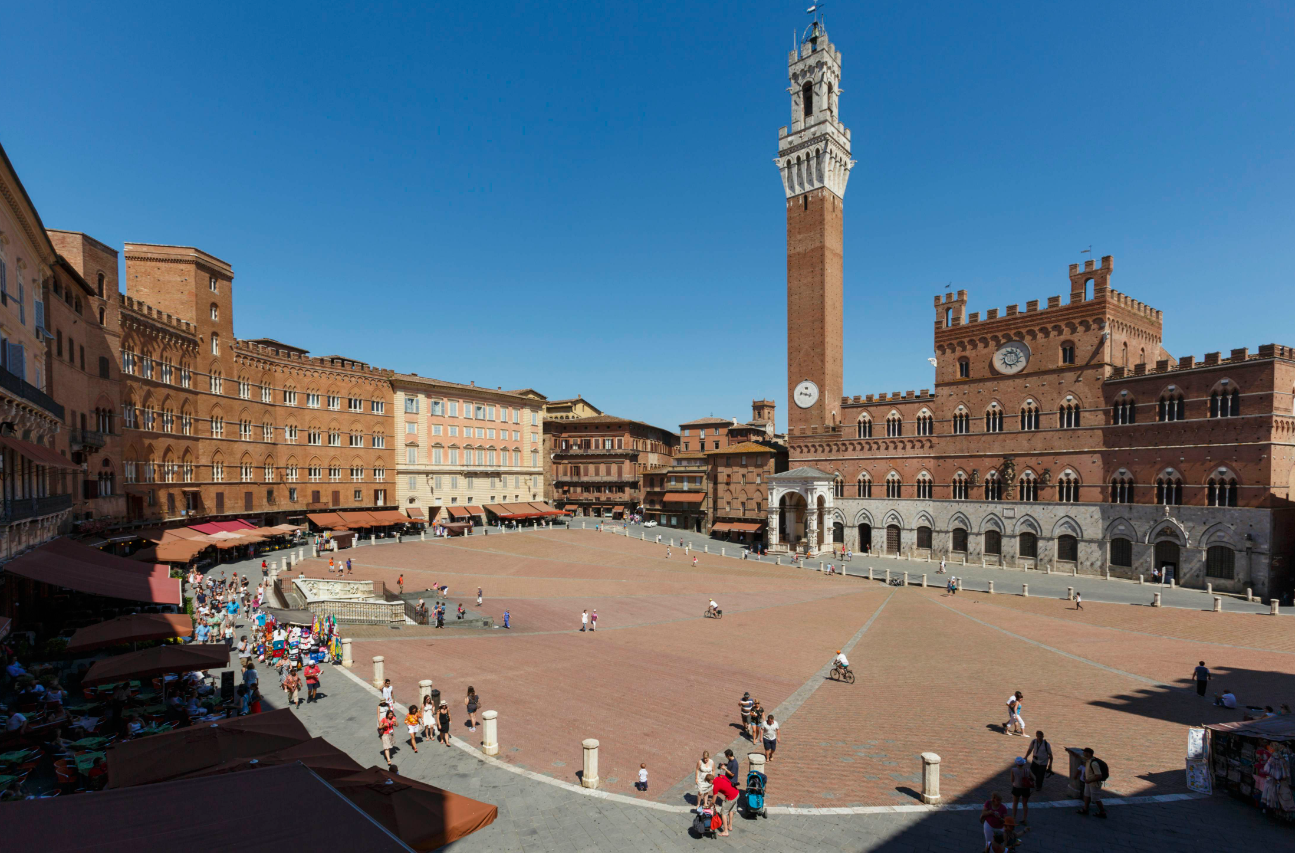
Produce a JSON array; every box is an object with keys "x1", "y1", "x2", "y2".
[
  {"x1": 703, "y1": 608, "x2": 723, "y2": 619},
  {"x1": 829, "y1": 664, "x2": 855, "y2": 684}
]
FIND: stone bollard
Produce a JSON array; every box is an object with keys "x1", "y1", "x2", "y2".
[
  {"x1": 776, "y1": 556, "x2": 781, "y2": 565},
  {"x1": 419, "y1": 679, "x2": 433, "y2": 701},
  {"x1": 868, "y1": 567, "x2": 874, "y2": 581},
  {"x1": 988, "y1": 581, "x2": 995, "y2": 595},
  {"x1": 1169, "y1": 577, "x2": 1175, "y2": 588},
  {"x1": 371, "y1": 655, "x2": 385, "y2": 688},
  {"x1": 748, "y1": 752, "x2": 766, "y2": 775},
  {"x1": 1022, "y1": 584, "x2": 1028, "y2": 597},
  {"x1": 1066, "y1": 587, "x2": 1074, "y2": 601},
  {"x1": 1206, "y1": 583, "x2": 1213, "y2": 596},
  {"x1": 819, "y1": 561, "x2": 824, "y2": 572},
  {"x1": 482, "y1": 710, "x2": 499, "y2": 756},
  {"x1": 1139, "y1": 574, "x2": 1144, "y2": 585},
  {"x1": 342, "y1": 638, "x2": 353, "y2": 668},
  {"x1": 704, "y1": 544, "x2": 708, "y2": 553},
  {"x1": 920, "y1": 752, "x2": 942, "y2": 804},
  {"x1": 903, "y1": 572, "x2": 909, "y2": 586},
  {"x1": 581, "y1": 739, "x2": 600, "y2": 789},
  {"x1": 641, "y1": 532, "x2": 645, "y2": 540},
  {"x1": 1072, "y1": 565, "x2": 1078, "y2": 577},
  {"x1": 1213, "y1": 597, "x2": 1222, "y2": 612},
  {"x1": 922, "y1": 574, "x2": 927, "y2": 588},
  {"x1": 1272, "y1": 601, "x2": 1281, "y2": 616},
  {"x1": 421, "y1": 531, "x2": 426, "y2": 541},
  {"x1": 1247, "y1": 588, "x2": 1254, "y2": 602},
  {"x1": 721, "y1": 548, "x2": 726, "y2": 557},
  {"x1": 1153, "y1": 592, "x2": 1162, "y2": 607},
  {"x1": 885, "y1": 568, "x2": 891, "y2": 583}
]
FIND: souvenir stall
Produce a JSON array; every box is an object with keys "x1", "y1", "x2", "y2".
[{"x1": 1206, "y1": 716, "x2": 1295, "y2": 820}]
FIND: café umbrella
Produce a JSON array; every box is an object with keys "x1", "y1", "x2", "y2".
[
  {"x1": 330, "y1": 767, "x2": 498, "y2": 850},
  {"x1": 82, "y1": 643, "x2": 230, "y2": 686},
  {"x1": 65, "y1": 613, "x2": 194, "y2": 653}
]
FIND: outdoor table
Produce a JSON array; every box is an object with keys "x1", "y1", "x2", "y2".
[
  {"x1": 71, "y1": 716, "x2": 100, "y2": 732},
  {"x1": 0, "y1": 774, "x2": 20, "y2": 788},
  {"x1": 0, "y1": 749, "x2": 35, "y2": 765},
  {"x1": 68, "y1": 736, "x2": 110, "y2": 750},
  {"x1": 73, "y1": 751, "x2": 105, "y2": 773}
]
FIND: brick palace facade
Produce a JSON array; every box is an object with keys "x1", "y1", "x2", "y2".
[{"x1": 770, "y1": 24, "x2": 1294, "y2": 599}]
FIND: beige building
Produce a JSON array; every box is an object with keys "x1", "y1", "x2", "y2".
[
  {"x1": 392, "y1": 375, "x2": 544, "y2": 523},
  {"x1": 542, "y1": 396, "x2": 603, "y2": 421}
]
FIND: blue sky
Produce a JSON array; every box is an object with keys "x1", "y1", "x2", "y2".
[{"x1": 4, "y1": 1, "x2": 1292, "y2": 431}]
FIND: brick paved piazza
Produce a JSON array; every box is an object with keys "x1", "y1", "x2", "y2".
[{"x1": 310, "y1": 528, "x2": 1295, "y2": 812}]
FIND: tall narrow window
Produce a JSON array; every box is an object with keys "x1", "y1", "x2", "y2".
[
  {"x1": 802, "y1": 81, "x2": 813, "y2": 118},
  {"x1": 857, "y1": 417, "x2": 872, "y2": 439},
  {"x1": 1112, "y1": 396, "x2": 1136, "y2": 424},
  {"x1": 985, "y1": 405, "x2": 1003, "y2": 433},
  {"x1": 1020, "y1": 402, "x2": 1039, "y2": 431}
]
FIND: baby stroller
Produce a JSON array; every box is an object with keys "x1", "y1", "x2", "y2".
[
  {"x1": 745, "y1": 770, "x2": 768, "y2": 818},
  {"x1": 692, "y1": 806, "x2": 719, "y2": 838}
]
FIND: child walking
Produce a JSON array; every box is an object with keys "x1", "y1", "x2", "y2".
[{"x1": 636, "y1": 763, "x2": 649, "y2": 792}]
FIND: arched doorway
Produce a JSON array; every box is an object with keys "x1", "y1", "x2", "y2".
[
  {"x1": 885, "y1": 524, "x2": 901, "y2": 554},
  {"x1": 1154, "y1": 540, "x2": 1180, "y2": 574},
  {"x1": 832, "y1": 521, "x2": 844, "y2": 544},
  {"x1": 779, "y1": 492, "x2": 807, "y2": 548},
  {"x1": 857, "y1": 523, "x2": 872, "y2": 553}
]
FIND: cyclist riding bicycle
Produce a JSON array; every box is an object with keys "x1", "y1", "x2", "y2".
[
  {"x1": 707, "y1": 599, "x2": 719, "y2": 617},
  {"x1": 833, "y1": 650, "x2": 850, "y2": 673}
]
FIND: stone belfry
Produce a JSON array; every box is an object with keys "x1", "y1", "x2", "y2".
[{"x1": 777, "y1": 15, "x2": 853, "y2": 433}]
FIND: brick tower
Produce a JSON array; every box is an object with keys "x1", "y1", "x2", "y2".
[{"x1": 778, "y1": 17, "x2": 852, "y2": 432}]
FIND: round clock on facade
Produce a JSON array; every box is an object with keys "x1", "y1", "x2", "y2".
[
  {"x1": 793, "y1": 380, "x2": 820, "y2": 409},
  {"x1": 992, "y1": 341, "x2": 1031, "y2": 375}
]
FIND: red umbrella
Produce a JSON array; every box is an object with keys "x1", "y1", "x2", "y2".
[
  {"x1": 66, "y1": 613, "x2": 194, "y2": 652},
  {"x1": 331, "y1": 767, "x2": 498, "y2": 850},
  {"x1": 175, "y1": 736, "x2": 365, "y2": 782},
  {"x1": 82, "y1": 643, "x2": 229, "y2": 686}
]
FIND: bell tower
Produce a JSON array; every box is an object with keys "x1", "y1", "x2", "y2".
[{"x1": 777, "y1": 16, "x2": 852, "y2": 432}]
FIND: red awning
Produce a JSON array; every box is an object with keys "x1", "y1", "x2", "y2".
[
  {"x1": 3, "y1": 537, "x2": 182, "y2": 605},
  {"x1": 663, "y1": 492, "x2": 705, "y2": 504},
  {"x1": 0, "y1": 434, "x2": 81, "y2": 470},
  {"x1": 307, "y1": 512, "x2": 346, "y2": 528},
  {"x1": 338, "y1": 511, "x2": 380, "y2": 527},
  {"x1": 711, "y1": 523, "x2": 732, "y2": 533},
  {"x1": 447, "y1": 506, "x2": 470, "y2": 519},
  {"x1": 466, "y1": 505, "x2": 485, "y2": 516},
  {"x1": 406, "y1": 507, "x2": 425, "y2": 519},
  {"x1": 729, "y1": 522, "x2": 765, "y2": 533}
]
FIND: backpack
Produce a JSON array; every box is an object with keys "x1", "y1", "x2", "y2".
[{"x1": 1091, "y1": 758, "x2": 1109, "y2": 782}]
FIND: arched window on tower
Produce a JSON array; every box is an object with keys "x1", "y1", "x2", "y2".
[
  {"x1": 857, "y1": 416, "x2": 872, "y2": 439},
  {"x1": 802, "y1": 81, "x2": 813, "y2": 118},
  {"x1": 96, "y1": 272, "x2": 105, "y2": 297}
]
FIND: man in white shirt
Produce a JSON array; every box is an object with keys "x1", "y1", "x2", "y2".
[
  {"x1": 760, "y1": 714, "x2": 780, "y2": 762},
  {"x1": 833, "y1": 650, "x2": 850, "y2": 671},
  {"x1": 1214, "y1": 689, "x2": 1237, "y2": 709},
  {"x1": 708, "y1": 599, "x2": 719, "y2": 617}
]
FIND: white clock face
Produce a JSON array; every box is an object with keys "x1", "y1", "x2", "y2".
[
  {"x1": 993, "y1": 341, "x2": 1031, "y2": 375},
  {"x1": 793, "y1": 380, "x2": 820, "y2": 409}
]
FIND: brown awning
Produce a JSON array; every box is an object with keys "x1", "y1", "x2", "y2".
[
  {"x1": 4, "y1": 537, "x2": 181, "y2": 605},
  {"x1": 331, "y1": 766, "x2": 499, "y2": 850},
  {"x1": 83, "y1": 643, "x2": 230, "y2": 686},
  {"x1": 107, "y1": 708, "x2": 312, "y2": 788},
  {"x1": 372, "y1": 510, "x2": 410, "y2": 524},
  {"x1": 150, "y1": 539, "x2": 213, "y2": 562},
  {"x1": 338, "y1": 511, "x2": 380, "y2": 527},
  {"x1": 405, "y1": 507, "x2": 425, "y2": 519},
  {"x1": 447, "y1": 506, "x2": 470, "y2": 519},
  {"x1": 174, "y1": 736, "x2": 365, "y2": 783},
  {"x1": 663, "y1": 492, "x2": 705, "y2": 504},
  {"x1": 0, "y1": 434, "x2": 81, "y2": 470},
  {"x1": 307, "y1": 512, "x2": 346, "y2": 528},
  {"x1": 711, "y1": 523, "x2": 732, "y2": 532},
  {"x1": 12, "y1": 763, "x2": 414, "y2": 853},
  {"x1": 729, "y1": 521, "x2": 765, "y2": 533},
  {"x1": 66, "y1": 613, "x2": 193, "y2": 653},
  {"x1": 466, "y1": 505, "x2": 485, "y2": 516}
]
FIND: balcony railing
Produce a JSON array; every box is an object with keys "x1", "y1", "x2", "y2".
[
  {"x1": 554, "y1": 475, "x2": 639, "y2": 484},
  {"x1": 70, "y1": 428, "x2": 107, "y2": 450},
  {"x1": 0, "y1": 366, "x2": 65, "y2": 420},
  {"x1": 3, "y1": 493, "x2": 74, "y2": 522},
  {"x1": 554, "y1": 447, "x2": 634, "y2": 456}
]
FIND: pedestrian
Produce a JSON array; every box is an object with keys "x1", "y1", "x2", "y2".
[
  {"x1": 1004, "y1": 691, "x2": 1024, "y2": 736},
  {"x1": 709, "y1": 772, "x2": 739, "y2": 837},
  {"x1": 692, "y1": 556, "x2": 697, "y2": 567},
  {"x1": 1024, "y1": 730, "x2": 1053, "y2": 792},
  {"x1": 329, "y1": 557, "x2": 335, "y2": 573},
  {"x1": 437, "y1": 702, "x2": 452, "y2": 746},
  {"x1": 739, "y1": 692, "x2": 753, "y2": 734},
  {"x1": 694, "y1": 750, "x2": 714, "y2": 803},
  {"x1": 722, "y1": 748, "x2": 739, "y2": 783},
  {"x1": 761, "y1": 714, "x2": 780, "y2": 762},
  {"x1": 1075, "y1": 747, "x2": 1108, "y2": 817},
  {"x1": 590, "y1": 610, "x2": 598, "y2": 632},
  {"x1": 636, "y1": 763, "x2": 649, "y2": 792},
  {"x1": 421, "y1": 694, "x2": 437, "y2": 740},
  {"x1": 436, "y1": 605, "x2": 445, "y2": 629},
  {"x1": 1194, "y1": 660, "x2": 1211, "y2": 697},
  {"x1": 242, "y1": 659, "x2": 258, "y2": 695},
  {"x1": 382, "y1": 678, "x2": 395, "y2": 708},
  {"x1": 1073, "y1": 590, "x2": 1083, "y2": 610},
  {"x1": 939, "y1": 558, "x2": 946, "y2": 574},
  {"x1": 346, "y1": 558, "x2": 352, "y2": 575},
  {"x1": 284, "y1": 667, "x2": 301, "y2": 709},
  {"x1": 379, "y1": 710, "x2": 397, "y2": 765},
  {"x1": 580, "y1": 610, "x2": 588, "y2": 632},
  {"x1": 979, "y1": 791, "x2": 1008, "y2": 850},
  {"x1": 465, "y1": 686, "x2": 480, "y2": 732},
  {"x1": 477, "y1": 587, "x2": 483, "y2": 606},
  {"x1": 402, "y1": 704, "x2": 422, "y2": 753},
  {"x1": 666, "y1": 547, "x2": 671, "y2": 559},
  {"x1": 398, "y1": 574, "x2": 404, "y2": 594},
  {"x1": 747, "y1": 698, "x2": 764, "y2": 741},
  {"x1": 303, "y1": 660, "x2": 321, "y2": 703},
  {"x1": 456, "y1": 603, "x2": 465, "y2": 620},
  {"x1": 503, "y1": 610, "x2": 511, "y2": 629},
  {"x1": 1009, "y1": 757, "x2": 1033, "y2": 823}
]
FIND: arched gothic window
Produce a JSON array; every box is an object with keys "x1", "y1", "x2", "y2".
[
  {"x1": 833, "y1": 476, "x2": 844, "y2": 498},
  {"x1": 885, "y1": 472, "x2": 902, "y2": 499},
  {"x1": 1059, "y1": 401, "x2": 1081, "y2": 429},
  {"x1": 916, "y1": 412, "x2": 934, "y2": 436},
  {"x1": 856, "y1": 473, "x2": 872, "y2": 498},
  {"x1": 952, "y1": 408, "x2": 970, "y2": 435},
  {"x1": 886, "y1": 413, "x2": 902, "y2": 437},
  {"x1": 1207, "y1": 475, "x2": 1238, "y2": 507},
  {"x1": 985, "y1": 404, "x2": 1003, "y2": 433},
  {"x1": 951, "y1": 472, "x2": 969, "y2": 500},
  {"x1": 916, "y1": 473, "x2": 933, "y2": 499},
  {"x1": 1156, "y1": 473, "x2": 1184, "y2": 506},
  {"x1": 984, "y1": 471, "x2": 1003, "y2": 501},
  {"x1": 1158, "y1": 391, "x2": 1185, "y2": 422},
  {"x1": 1020, "y1": 402, "x2": 1039, "y2": 431},
  {"x1": 857, "y1": 417, "x2": 872, "y2": 439},
  {"x1": 1109, "y1": 474, "x2": 1134, "y2": 504},
  {"x1": 1112, "y1": 396, "x2": 1136, "y2": 425},
  {"x1": 1210, "y1": 386, "x2": 1241, "y2": 418},
  {"x1": 1057, "y1": 473, "x2": 1080, "y2": 503},
  {"x1": 1018, "y1": 472, "x2": 1038, "y2": 502}
]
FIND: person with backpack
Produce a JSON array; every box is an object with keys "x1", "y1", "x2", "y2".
[
  {"x1": 1009, "y1": 757, "x2": 1033, "y2": 824},
  {"x1": 1075, "y1": 747, "x2": 1109, "y2": 817},
  {"x1": 1024, "y1": 730, "x2": 1053, "y2": 792}
]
